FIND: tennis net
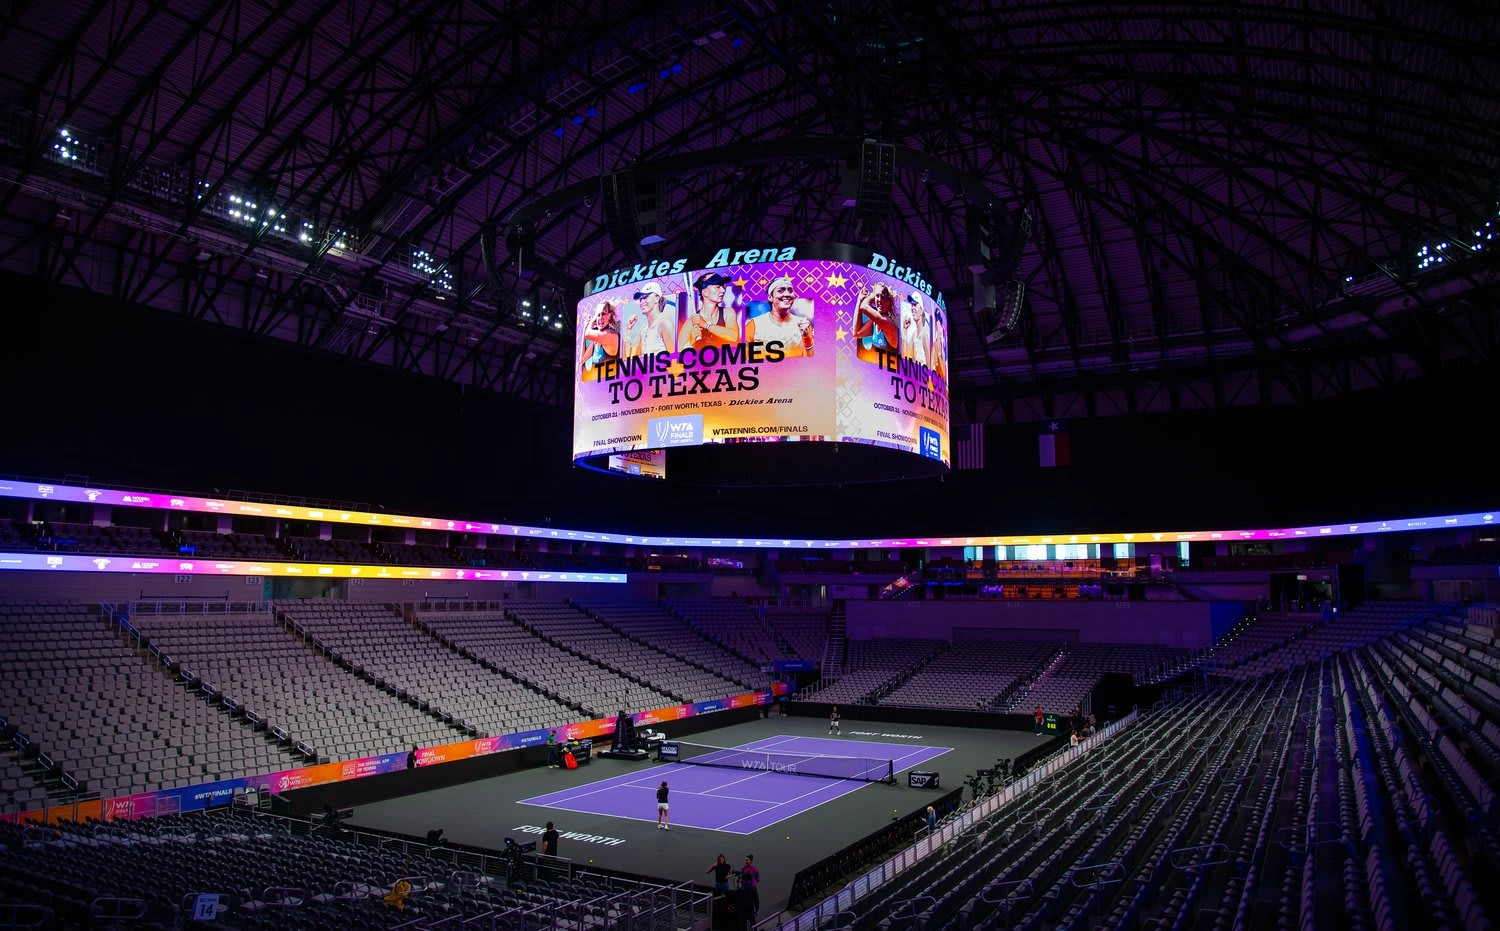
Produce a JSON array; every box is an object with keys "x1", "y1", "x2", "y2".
[{"x1": 658, "y1": 740, "x2": 895, "y2": 783}]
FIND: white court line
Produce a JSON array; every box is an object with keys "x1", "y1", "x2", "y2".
[
  {"x1": 741, "y1": 735, "x2": 802, "y2": 750},
  {"x1": 518, "y1": 800, "x2": 714, "y2": 831},
  {"x1": 755, "y1": 735, "x2": 952, "y2": 759},
  {"x1": 519, "y1": 762, "x2": 676, "y2": 805},
  {"x1": 671, "y1": 787, "x2": 790, "y2": 802},
  {"x1": 522, "y1": 757, "x2": 787, "y2": 807},
  {"x1": 705, "y1": 743, "x2": 953, "y2": 832},
  {"x1": 522, "y1": 764, "x2": 870, "y2": 835},
  {"x1": 739, "y1": 737, "x2": 952, "y2": 780},
  {"x1": 714, "y1": 777, "x2": 862, "y2": 833},
  {"x1": 690, "y1": 765, "x2": 791, "y2": 796},
  {"x1": 889, "y1": 746, "x2": 952, "y2": 770},
  {"x1": 629, "y1": 765, "x2": 793, "y2": 799},
  {"x1": 520, "y1": 787, "x2": 788, "y2": 837},
  {"x1": 522, "y1": 741, "x2": 953, "y2": 832}
]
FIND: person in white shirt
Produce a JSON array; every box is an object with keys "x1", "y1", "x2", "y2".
[
  {"x1": 625, "y1": 281, "x2": 678, "y2": 357},
  {"x1": 930, "y1": 308, "x2": 947, "y2": 380},
  {"x1": 900, "y1": 292, "x2": 928, "y2": 365}
]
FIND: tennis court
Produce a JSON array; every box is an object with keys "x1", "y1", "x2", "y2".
[{"x1": 518, "y1": 735, "x2": 951, "y2": 835}]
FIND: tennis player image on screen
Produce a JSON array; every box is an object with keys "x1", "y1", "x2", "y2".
[
  {"x1": 570, "y1": 249, "x2": 950, "y2": 471},
  {"x1": 899, "y1": 291, "x2": 930, "y2": 366},
  {"x1": 852, "y1": 281, "x2": 901, "y2": 364},
  {"x1": 745, "y1": 275, "x2": 814, "y2": 357},
  {"x1": 931, "y1": 307, "x2": 948, "y2": 381},
  {"x1": 622, "y1": 280, "x2": 680, "y2": 359},
  {"x1": 678, "y1": 272, "x2": 742, "y2": 351},
  {"x1": 578, "y1": 299, "x2": 623, "y2": 382}
]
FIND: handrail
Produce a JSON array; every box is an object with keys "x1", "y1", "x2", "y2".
[
  {"x1": 130, "y1": 599, "x2": 269, "y2": 616},
  {"x1": 1068, "y1": 861, "x2": 1125, "y2": 888},
  {"x1": 1167, "y1": 843, "x2": 1230, "y2": 871},
  {"x1": 257, "y1": 886, "x2": 308, "y2": 907},
  {"x1": 332, "y1": 880, "x2": 378, "y2": 900},
  {"x1": 979, "y1": 878, "x2": 1033, "y2": 906},
  {"x1": 0, "y1": 903, "x2": 53, "y2": 928},
  {"x1": 88, "y1": 897, "x2": 147, "y2": 921},
  {"x1": 1081, "y1": 790, "x2": 1116, "y2": 812},
  {"x1": 7, "y1": 795, "x2": 101, "y2": 827},
  {"x1": 889, "y1": 894, "x2": 936, "y2": 923}
]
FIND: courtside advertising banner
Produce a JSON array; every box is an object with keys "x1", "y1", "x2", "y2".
[
  {"x1": 2, "y1": 684, "x2": 790, "y2": 825},
  {"x1": 574, "y1": 243, "x2": 951, "y2": 470}
]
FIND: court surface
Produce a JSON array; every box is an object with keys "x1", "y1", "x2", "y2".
[
  {"x1": 518, "y1": 735, "x2": 951, "y2": 834},
  {"x1": 348, "y1": 714, "x2": 1042, "y2": 918}
]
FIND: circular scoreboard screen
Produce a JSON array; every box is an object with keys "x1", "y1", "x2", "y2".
[{"x1": 573, "y1": 242, "x2": 950, "y2": 485}]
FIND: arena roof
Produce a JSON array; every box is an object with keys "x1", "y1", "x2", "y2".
[{"x1": 1, "y1": 0, "x2": 1496, "y2": 425}]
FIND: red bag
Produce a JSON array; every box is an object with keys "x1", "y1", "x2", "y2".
[{"x1": 563, "y1": 751, "x2": 578, "y2": 770}]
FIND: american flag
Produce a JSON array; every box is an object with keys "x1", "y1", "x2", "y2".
[{"x1": 953, "y1": 423, "x2": 986, "y2": 470}]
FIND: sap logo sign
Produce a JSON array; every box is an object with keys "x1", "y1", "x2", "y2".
[
  {"x1": 648, "y1": 414, "x2": 704, "y2": 448},
  {"x1": 919, "y1": 427, "x2": 942, "y2": 461},
  {"x1": 907, "y1": 770, "x2": 940, "y2": 789}
]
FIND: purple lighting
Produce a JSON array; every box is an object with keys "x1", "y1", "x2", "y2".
[{"x1": 0, "y1": 478, "x2": 1493, "y2": 557}]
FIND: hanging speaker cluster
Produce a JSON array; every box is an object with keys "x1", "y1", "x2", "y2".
[
  {"x1": 600, "y1": 171, "x2": 662, "y2": 251},
  {"x1": 966, "y1": 206, "x2": 1032, "y2": 345},
  {"x1": 853, "y1": 140, "x2": 896, "y2": 220}
]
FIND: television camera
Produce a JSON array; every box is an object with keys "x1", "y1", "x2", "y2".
[{"x1": 965, "y1": 758, "x2": 1013, "y2": 800}]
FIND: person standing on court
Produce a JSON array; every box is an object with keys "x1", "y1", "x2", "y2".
[
  {"x1": 542, "y1": 821, "x2": 560, "y2": 857},
  {"x1": 706, "y1": 853, "x2": 733, "y2": 893},
  {"x1": 657, "y1": 780, "x2": 670, "y2": 830},
  {"x1": 828, "y1": 706, "x2": 841, "y2": 735},
  {"x1": 739, "y1": 854, "x2": 761, "y2": 925}
]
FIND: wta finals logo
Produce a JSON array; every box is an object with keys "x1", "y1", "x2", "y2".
[
  {"x1": 648, "y1": 414, "x2": 703, "y2": 448},
  {"x1": 919, "y1": 427, "x2": 941, "y2": 461}
]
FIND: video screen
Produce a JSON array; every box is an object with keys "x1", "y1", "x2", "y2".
[
  {"x1": 573, "y1": 245, "x2": 949, "y2": 470},
  {"x1": 607, "y1": 450, "x2": 667, "y2": 479}
]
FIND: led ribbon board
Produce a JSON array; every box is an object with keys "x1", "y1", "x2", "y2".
[
  {"x1": 573, "y1": 242, "x2": 951, "y2": 485},
  {"x1": 0, "y1": 551, "x2": 625, "y2": 584},
  {"x1": 1, "y1": 480, "x2": 1493, "y2": 551}
]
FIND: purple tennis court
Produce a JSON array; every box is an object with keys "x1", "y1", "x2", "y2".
[{"x1": 519, "y1": 735, "x2": 951, "y2": 835}]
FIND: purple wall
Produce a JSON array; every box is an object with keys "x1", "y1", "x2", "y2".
[
  {"x1": 846, "y1": 600, "x2": 1222, "y2": 648},
  {"x1": 0, "y1": 569, "x2": 258, "y2": 603},
  {"x1": 0, "y1": 571, "x2": 624, "y2": 605}
]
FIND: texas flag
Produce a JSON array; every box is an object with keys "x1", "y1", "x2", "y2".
[{"x1": 1038, "y1": 419, "x2": 1071, "y2": 468}]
